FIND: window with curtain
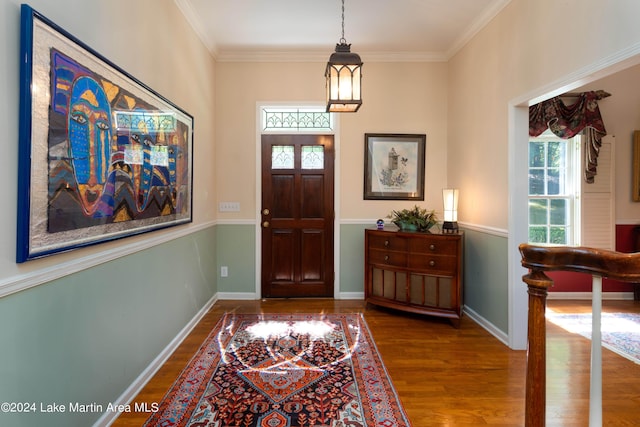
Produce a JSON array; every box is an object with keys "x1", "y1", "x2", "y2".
[
  {"x1": 529, "y1": 90, "x2": 609, "y2": 183},
  {"x1": 528, "y1": 131, "x2": 581, "y2": 245}
]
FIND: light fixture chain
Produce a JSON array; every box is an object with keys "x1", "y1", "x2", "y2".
[{"x1": 340, "y1": 0, "x2": 345, "y2": 43}]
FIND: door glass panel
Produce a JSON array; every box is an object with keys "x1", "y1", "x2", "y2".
[
  {"x1": 301, "y1": 145, "x2": 324, "y2": 169},
  {"x1": 272, "y1": 145, "x2": 294, "y2": 169}
]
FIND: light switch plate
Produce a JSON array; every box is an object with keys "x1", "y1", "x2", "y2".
[{"x1": 219, "y1": 202, "x2": 240, "y2": 212}]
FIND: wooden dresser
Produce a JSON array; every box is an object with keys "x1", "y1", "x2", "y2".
[{"x1": 364, "y1": 228, "x2": 464, "y2": 327}]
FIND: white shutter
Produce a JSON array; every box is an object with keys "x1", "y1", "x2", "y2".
[{"x1": 581, "y1": 136, "x2": 615, "y2": 250}]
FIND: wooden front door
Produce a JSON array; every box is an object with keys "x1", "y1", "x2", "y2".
[{"x1": 261, "y1": 134, "x2": 334, "y2": 298}]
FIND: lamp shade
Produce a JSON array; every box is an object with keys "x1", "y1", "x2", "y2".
[
  {"x1": 325, "y1": 43, "x2": 362, "y2": 112},
  {"x1": 442, "y1": 189, "x2": 459, "y2": 232}
]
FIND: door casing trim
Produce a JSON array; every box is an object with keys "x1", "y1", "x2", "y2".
[{"x1": 255, "y1": 102, "x2": 341, "y2": 299}]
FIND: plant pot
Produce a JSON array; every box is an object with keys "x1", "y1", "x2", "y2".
[{"x1": 396, "y1": 221, "x2": 418, "y2": 232}]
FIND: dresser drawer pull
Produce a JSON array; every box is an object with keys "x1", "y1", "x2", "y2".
[
  {"x1": 384, "y1": 240, "x2": 390, "y2": 247},
  {"x1": 429, "y1": 260, "x2": 435, "y2": 267},
  {"x1": 429, "y1": 244, "x2": 436, "y2": 251},
  {"x1": 384, "y1": 255, "x2": 390, "y2": 261}
]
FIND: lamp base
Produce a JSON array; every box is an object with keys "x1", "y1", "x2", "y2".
[{"x1": 442, "y1": 221, "x2": 459, "y2": 233}]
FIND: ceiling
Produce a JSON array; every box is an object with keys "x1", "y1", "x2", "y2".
[{"x1": 175, "y1": 0, "x2": 512, "y2": 62}]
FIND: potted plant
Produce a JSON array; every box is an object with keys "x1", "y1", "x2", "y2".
[{"x1": 387, "y1": 205, "x2": 438, "y2": 232}]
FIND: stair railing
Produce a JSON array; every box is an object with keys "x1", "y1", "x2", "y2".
[{"x1": 518, "y1": 243, "x2": 640, "y2": 427}]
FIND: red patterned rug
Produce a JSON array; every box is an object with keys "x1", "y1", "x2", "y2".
[{"x1": 145, "y1": 313, "x2": 411, "y2": 426}]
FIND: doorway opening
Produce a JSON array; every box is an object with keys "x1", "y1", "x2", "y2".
[
  {"x1": 255, "y1": 105, "x2": 340, "y2": 298},
  {"x1": 508, "y1": 51, "x2": 640, "y2": 350}
]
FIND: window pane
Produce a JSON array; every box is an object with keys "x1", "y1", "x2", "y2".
[
  {"x1": 547, "y1": 168, "x2": 560, "y2": 195},
  {"x1": 550, "y1": 199, "x2": 568, "y2": 225},
  {"x1": 547, "y1": 141, "x2": 566, "y2": 168},
  {"x1": 528, "y1": 135, "x2": 577, "y2": 245},
  {"x1": 529, "y1": 170, "x2": 545, "y2": 195},
  {"x1": 529, "y1": 226, "x2": 547, "y2": 243},
  {"x1": 529, "y1": 141, "x2": 545, "y2": 167},
  {"x1": 529, "y1": 199, "x2": 548, "y2": 225},
  {"x1": 272, "y1": 145, "x2": 294, "y2": 169},
  {"x1": 301, "y1": 145, "x2": 324, "y2": 169},
  {"x1": 550, "y1": 227, "x2": 567, "y2": 244}
]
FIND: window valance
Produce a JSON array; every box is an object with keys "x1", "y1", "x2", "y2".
[{"x1": 529, "y1": 90, "x2": 609, "y2": 183}]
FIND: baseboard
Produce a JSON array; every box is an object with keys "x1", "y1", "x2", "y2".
[
  {"x1": 95, "y1": 293, "x2": 219, "y2": 427},
  {"x1": 217, "y1": 291, "x2": 364, "y2": 300},
  {"x1": 337, "y1": 292, "x2": 365, "y2": 300},
  {"x1": 463, "y1": 305, "x2": 510, "y2": 347},
  {"x1": 217, "y1": 292, "x2": 258, "y2": 300},
  {"x1": 548, "y1": 291, "x2": 635, "y2": 300}
]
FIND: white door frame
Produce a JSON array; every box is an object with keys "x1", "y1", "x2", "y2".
[
  {"x1": 255, "y1": 102, "x2": 341, "y2": 299},
  {"x1": 507, "y1": 47, "x2": 640, "y2": 349}
]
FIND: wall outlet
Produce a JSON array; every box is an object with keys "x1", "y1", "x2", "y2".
[
  {"x1": 219, "y1": 202, "x2": 240, "y2": 212},
  {"x1": 220, "y1": 266, "x2": 228, "y2": 277}
]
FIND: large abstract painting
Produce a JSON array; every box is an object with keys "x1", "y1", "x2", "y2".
[{"x1": 17, "y1": 5, "x2": 194, "y2": 262}]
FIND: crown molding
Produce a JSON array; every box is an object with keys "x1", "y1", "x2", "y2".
[
  {"x1": 445, "y1": 0, "x2": 512, "y2": 59},
  {"x1": 174, "y1": 0, "x2": 219, "y2": 57},
  {"x1": 214, "y1": 50, "x2": 448, "y2": 63},
  {"x1": 175, "y1": 0, "x2": 513, "y2": 64}
]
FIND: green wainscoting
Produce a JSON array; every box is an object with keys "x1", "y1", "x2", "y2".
[
  {"x1": 339, "y1": 224, "x2": 369, "y2": 294},
  {"x1": 0, "y1": 223, "x2": 507, "y2": 426},
  {"x1": 0, "y1": 226, "x2": 217, "y2": 427},
  {"x1": 215, "y1": 224, "x2": 256, "y2": 294},
  {"x1": 462, "y1": 227, "x2": 509, "y2": 333},
  {"x1": 213, "y1": 223, "x2": 368, "y2": 297}
]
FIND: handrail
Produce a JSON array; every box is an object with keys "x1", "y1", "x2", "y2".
[
  {"x1": 520, "y1": 245, "x2": 640, "y2": 281},
  {"x1": 519, "y1": 244, "x2": 640, "y2": 427}
]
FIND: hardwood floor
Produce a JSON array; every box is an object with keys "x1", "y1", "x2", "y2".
[{"x1": 111, "y1": 299, "x2": 640, "y2": 426}]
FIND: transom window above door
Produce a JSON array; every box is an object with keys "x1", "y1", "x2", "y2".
[{"x1": 261, "y1": 107, "x2": 333, "y2": 132}]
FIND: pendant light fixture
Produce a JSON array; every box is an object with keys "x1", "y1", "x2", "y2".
[{"x1": 325, "y1": 0, "x2": 363, "y2": 112}]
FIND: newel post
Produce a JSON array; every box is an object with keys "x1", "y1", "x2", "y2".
[{"x1": 521, "y1": 269, "x2": 554, "y2": 427}]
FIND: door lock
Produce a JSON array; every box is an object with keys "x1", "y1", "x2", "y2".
[{"x1": 262, "y1": 208, "x2": 270, "y2": 215}]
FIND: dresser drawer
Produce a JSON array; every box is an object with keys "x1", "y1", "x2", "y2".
[
  {"x1": 407, "y1": 237, "x2": 458, "y2": 255},
  {"x1": 408, "y1": 254, "x2": 457, "y2": 274},
  {"x1": 368, "y1": 249, "x2": 407, "y2": 267},
  {"x1": 367, "y1": 234, "x2": 407, "y2": 251}
]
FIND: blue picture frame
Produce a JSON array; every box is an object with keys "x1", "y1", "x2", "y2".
[{"x1": 17, "y1": 5, "x2": 194, "y2": 262}]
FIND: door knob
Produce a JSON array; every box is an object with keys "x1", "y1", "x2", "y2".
[
  {"x1": 262, "y1": 208, "x2": 270, "y2": 215},
  {"x1": 262, "y1": 221, "x2": 270, "y2": 228}
]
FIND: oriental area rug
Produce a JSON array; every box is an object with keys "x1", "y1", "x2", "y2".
[
  {"x1": 546, "y1": 309, "x2": 640, "y2": 364},
  {"x1": 145, "y1": 313, "x2": 411, "y2": 427}
]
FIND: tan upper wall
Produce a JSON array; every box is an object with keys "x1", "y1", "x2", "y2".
[
  {"x1": 448, "y1": 0, "x2": 640, "y2": 230},
  {"x1": 0, "y1": 0, "x2": 216, "y2": 277},
  {"x1": 215, "y1": 61, "x2": 449, "y2": 221},
  {"x1": 216, "y1": 1, "x2": 640, "y2": 229}
]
